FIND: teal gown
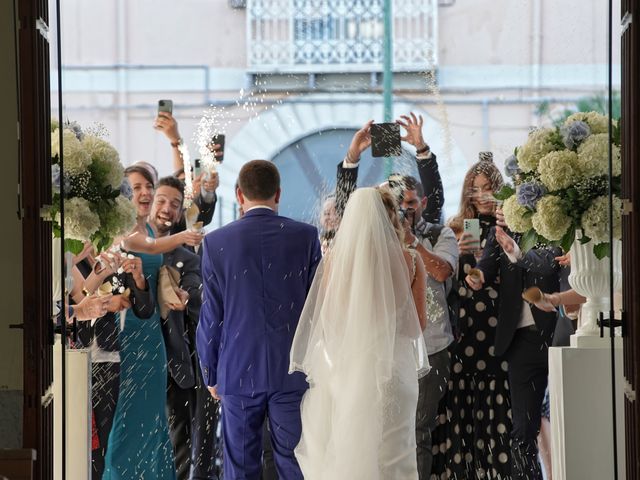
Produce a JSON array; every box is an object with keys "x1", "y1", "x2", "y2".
[{"x1": 103, "y1": 226, "x2": 176, "y2": 479}]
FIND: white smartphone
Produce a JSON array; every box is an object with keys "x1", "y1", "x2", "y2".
[{"x1": 463, "y1": 218, "x2": 481, "y2": 247}]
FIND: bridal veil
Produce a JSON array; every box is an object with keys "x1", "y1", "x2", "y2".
[{"x1": 289, "y1": 187, "x2": 429, "y2": 479}]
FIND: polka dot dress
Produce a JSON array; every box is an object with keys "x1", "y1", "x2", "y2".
[{"x1": 430, "y1": 217, "x2": 513, "y2": 479}]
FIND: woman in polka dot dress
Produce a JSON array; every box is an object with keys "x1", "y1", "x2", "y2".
[{"x1": 430, "y1": 155, "x2": 513, "y2": 479}]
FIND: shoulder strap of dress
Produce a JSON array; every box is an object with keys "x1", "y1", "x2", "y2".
[{"x1": 408, "y1": 249, "x2": 417, "y2": 280}]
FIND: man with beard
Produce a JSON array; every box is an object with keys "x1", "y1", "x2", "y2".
[{"x1": 150, "y1": 176, "x2": 220, "y2": 480}]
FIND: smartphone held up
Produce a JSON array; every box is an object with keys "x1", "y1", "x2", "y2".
[
  {"x1": 158, "y1": 99, "x2": 173, "y2": 115},
  {"x1": 370, "y1": 123, "x2": 402, "y2": 158}
]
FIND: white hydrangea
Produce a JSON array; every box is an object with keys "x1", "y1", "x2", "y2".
[
  {"x1": 538, "y1": 150, "x2": 579, "y2": 191},
  {"x1": 516, "y1": 128, "x2": 557, "y2": 173},
  {"x1": 63, "y1": 197, "x2": 100, "y2": 241},
  {"x1": 577, "y1": 133, "x2": 622, "y2": 178},
  {"x1": 581, "y1": 195, "x2": 622, "y2": 243},
  {"x1": 61, "y1": 129, "x2": 91, "y2": 175},
  {"x1": 502, "y1": 195, "x2": 533, "y2": 233},
  {"x1": 531, "y1": 195, "x2": 571, "y2": 241},
  {"x1": 83, "y1": 135, "x2": 124, "y2": 189},
  {"x1": 103, "y1": 196, "x2": 137, "y2": 238},
  {"x1": 564, "y1": 111, "x2": 613, "y2": 135}
]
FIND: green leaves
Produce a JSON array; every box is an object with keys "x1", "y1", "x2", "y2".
[
  {"x1": 64, "y1": 238, "x2": 85, "y2": 255},
  {"x1": 519, "y1": 229, "x2": 539, "y2": 254},
  {"x1": 593, "y1": 242, "x2": 611, "y2": 259},
  {"x1": 494, "y1": 185, "x2": 515, "y2": 201},
  {"x1": 560, "y1": 224, "x2": 576, "y2": 253}
]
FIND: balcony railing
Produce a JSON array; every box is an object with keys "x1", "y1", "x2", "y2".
[{"x1": 247, "y1": 0, "x2": 438, "y2": 73}]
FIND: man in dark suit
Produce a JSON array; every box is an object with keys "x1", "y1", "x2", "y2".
[
  {"x1": 150, "y1": 176, "x2": 220, "y2": 480},
  {"x1": 467, "y1": 225, "x2": 561, "y2": 480},
  {"x1": 197, "y1": 160, "x2": 322, "y2": 480}
]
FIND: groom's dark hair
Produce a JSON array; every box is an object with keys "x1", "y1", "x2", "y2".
[{"x1": 238, "y1": 160, "x2": 280, "y2": 200}]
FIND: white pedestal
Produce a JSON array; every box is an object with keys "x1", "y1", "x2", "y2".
[
  {"x1": 549, "y1": 338, "x2": 625, "y2": 480},
  {"x1": 53, "y1": 338, "x2": 92, "y2": 480}
]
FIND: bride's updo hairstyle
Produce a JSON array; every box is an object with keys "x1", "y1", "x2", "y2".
[{"x1": 377, "y1": 187, "x2": 405, "y2": 245}]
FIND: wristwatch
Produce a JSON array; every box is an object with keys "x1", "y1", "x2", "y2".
[
  {"x1": 416, "y1": 144, "x2": 430, "y2": 155},
  {"x1": 409, "y1": 237, "x2": 419, "y2": 249}
]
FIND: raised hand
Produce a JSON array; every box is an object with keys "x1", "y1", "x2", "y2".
[
  {"x1": 154, "y1": 112, "x2": 181, "y2": 145},
  {"x1": 555, "y1": 252, "x2": 571, "y2": 266},
  {"x1": 346, "y1": 120, "x2": 374, "y2": 163},
  {"x1": 396, "y1": 112, "x2": 427, "y2": 150},
  {"x1": 495, "y1": 226, "x2": 516, "y2": 256},
  {"x1": 121, "y1": 257, "x2": 145, "y2": 290},
  {"x1": 71, "y1": 294, "x2": 113, "y2": 321},
  {"x1": 180, "y1": 230, "x2": 204, "y2": 247},
  {"x1": 106, "y1": 294, "x2": 132, "y2": 313},
  {"x1": 457, "y1": 232, "x2": 479, "y2": 256},
  {"x1": 495, "y1": 206, "x2": 507, "y2": 228},
  {"x1": 202, "y1": 171, "x2": 219, "y2": 193}
]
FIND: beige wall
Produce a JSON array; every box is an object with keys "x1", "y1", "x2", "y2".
[
  {"x1": 0, "y1": 0, "x2": 24, "y2": 449},
  {"x1": 59, "y1": 0, "x2": 247, "y2": 66},
  {"x1": 438, "y1": 0, "x2": 620, "y2": 66}
]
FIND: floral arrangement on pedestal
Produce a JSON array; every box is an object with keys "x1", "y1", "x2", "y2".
[
  {"x1": 49, "y1": 120, "x2": 136, "y2": 254},
  {"x1": 496, "y1": 111, "x2": 622, "y2": 259}
]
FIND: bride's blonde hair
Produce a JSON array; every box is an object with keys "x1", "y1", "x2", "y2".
[{"x1": 377, "y1": 187, "x2": 405, "y2": 245}]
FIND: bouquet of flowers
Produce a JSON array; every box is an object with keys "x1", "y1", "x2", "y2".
[
  {"x1": 496, "y1": 111, "x2": 621, "y2": 259},
  {"x1": 49, "y1": 120, "x2": 136, "y2": 254}
]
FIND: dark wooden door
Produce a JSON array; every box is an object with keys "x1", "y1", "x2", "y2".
[
  {"x1": 16, "y1": 0, "x2": 54, "y2": 478},
  {"x1": 621, "y1": 0, "x2": 639, "y2": 478}
]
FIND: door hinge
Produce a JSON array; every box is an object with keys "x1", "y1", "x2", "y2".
[
  {"x1": 624, "y1": 378, "x2": 636, "y2": 402},
  {"x1": 621, "y1": 12, "x2": 632, "y2": 36},
  {"x1": 40, "y1": 205, "x2": 53, "y2": 220},
  {"x1": 41, "y1": 385, "x2": 53, "y2": 408}
]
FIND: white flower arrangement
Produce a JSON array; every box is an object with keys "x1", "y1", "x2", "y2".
[
  {"x1": 581, "y1": 195, "x2": 622, "y2": 244},
  {"x1": 502, "y1": 195, "x2": 533, "y2": 233},
  {"x1": 538, "y1": 150, "x2": 579, "y2": 191},
  {"x1": 496, "y1": 111, "x2": 621, "y2": 258},
  {"x1": 49, "y1": 121, "x2": 136, "y2": 254},
  {"x1": 516, "y1": 128, "x2": 557, "y2": 173}
]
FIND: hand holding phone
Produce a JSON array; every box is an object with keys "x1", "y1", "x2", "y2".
[
  {"x1": 462, "y1": 218, "x2": 481, "y2": 253},
  {"x1": 370, "y1": 123, "x2": 401, "y2": 158}
]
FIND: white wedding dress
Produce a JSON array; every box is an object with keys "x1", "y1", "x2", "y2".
[{"x1": 290, "y1": 188, "x2": 429, "y2": 480}]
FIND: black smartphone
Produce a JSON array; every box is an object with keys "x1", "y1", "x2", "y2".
[
  {"x1": 158, "y1": 99, "x2": 173, "y2": 115},
  {"x1": 370, "y1": 122, "x2": 401, "y2": 158},
  {"x1": 211, "y1": 134, "x2": 225, "y2": 163},
  {"x1": 194, "y1": 159, "x2": 201, "y2": 176}
]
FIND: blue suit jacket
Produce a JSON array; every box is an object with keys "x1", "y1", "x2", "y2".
[{"x1": 196, "y1": 208, "x2": 321, "y2": 395}]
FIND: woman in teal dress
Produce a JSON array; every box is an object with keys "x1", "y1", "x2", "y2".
[{"x1": 103, "y1": 164, "x2": 202, "y2": 479}]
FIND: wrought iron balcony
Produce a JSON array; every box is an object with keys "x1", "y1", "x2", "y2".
[{"x1": 247, "y1": 0, "x2": 438, "y2": 73}]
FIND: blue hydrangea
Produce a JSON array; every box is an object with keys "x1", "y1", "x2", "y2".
[
  {"x1": 516, "y1": 181, "x2": 547, "y2": 209},
  {"x1": 120, "y1": 178, "x2": 133, "y2": 200},
  {"x1": 562, "y1": 120, "x2": 591, "y2": 150},
  {"x1": 504, "y1": 154, "x2": 521, "y2": 179}
]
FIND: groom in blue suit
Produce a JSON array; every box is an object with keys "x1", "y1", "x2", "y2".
[{"x1": 197, "y1": 160, "x2": 322, "y2": 479}]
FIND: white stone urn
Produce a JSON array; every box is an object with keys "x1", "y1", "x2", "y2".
[{"x1": 568, "y1": 231, "x2": 622, "y2": 339}]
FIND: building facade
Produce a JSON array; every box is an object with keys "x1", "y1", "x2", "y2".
[{"x1": 53, "y1": 0, "x2": 621, "y2": 225}]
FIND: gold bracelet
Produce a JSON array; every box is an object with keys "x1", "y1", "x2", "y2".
[{"x1": 82, "y1": 287, "x2": 91, "y2": 297}]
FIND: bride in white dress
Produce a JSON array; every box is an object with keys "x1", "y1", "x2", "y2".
[{"x1": 290, "y1": 187, "x2": 430, "y2": 479}]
